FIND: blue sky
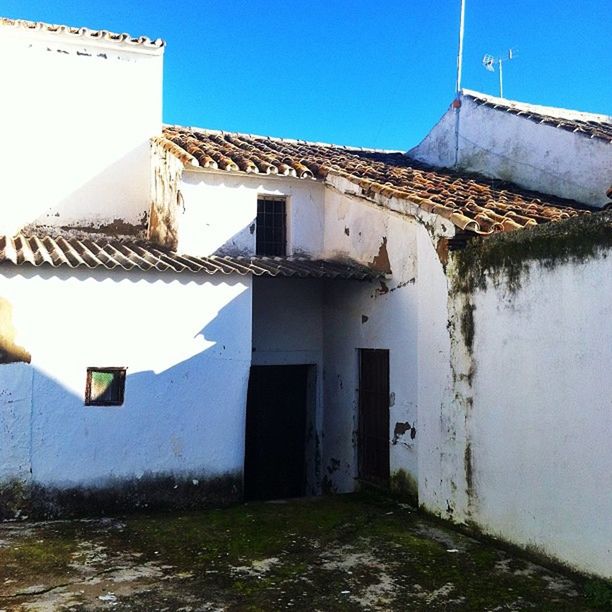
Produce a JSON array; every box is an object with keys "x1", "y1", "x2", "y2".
[{"x1": 4, "y1": 1, "x2": 611, "y2": 150}]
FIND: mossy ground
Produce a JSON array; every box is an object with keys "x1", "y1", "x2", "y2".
[{"x1": 0, "y1": 492, "x2": 606, "y2": 610}]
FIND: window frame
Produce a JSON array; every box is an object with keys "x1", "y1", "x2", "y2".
[
  {"x1": 256, "y1": 195, "x2": 288, "y2": 256},
  {"x1": 85, "y1": 367, "x2": 127, "y2": 406}
]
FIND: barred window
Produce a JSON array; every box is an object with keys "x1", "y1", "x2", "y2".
[{"x1": 256, "y1": 197, "x2": 286, "y2": 256}]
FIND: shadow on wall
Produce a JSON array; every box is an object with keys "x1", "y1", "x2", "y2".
[
  {"x1": 13, "y1": 144, "x2": 151, "y2": 238},
  {"x1": 0, "y1": 267, "x2": 251, "y2": 519}
]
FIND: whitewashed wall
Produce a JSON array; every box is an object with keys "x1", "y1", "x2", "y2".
[
  {"x1": 410, "y1": 92, "x2": 612, "y2": 207},
  {"x1": 252, "y1": 278, "x2": 323, "y2": 368},
  {"x1": 178, "y1": 171, "x2": 325, "y2": 257},
  {"x1": 178, "y1": 168, "x2": 452, "y2": 498},
  {"x1": 416, "y1": 227, "x2": 458, "y2": 518},
  {"x1": 420, "y1": 252, "x2": 612, "y2": 579},
  {"x1": 321, "y1": 185, "x2": 425, "y2": 494},
  {"x1": 0, "y1": 266, "x2": 251, "y2": 492},
  {"x1": 0, "y1": 27, "x2": 163, "y2": 235},
  {"x1": 467, "y1": 255, "x2": 612, "y2": 578}
]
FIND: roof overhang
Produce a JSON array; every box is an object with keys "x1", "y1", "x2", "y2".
[{"x1": 0, "y1": 234, "x2": 384, "y2": 281}]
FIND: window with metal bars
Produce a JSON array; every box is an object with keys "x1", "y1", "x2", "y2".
[{"x1": 256, "y1": 197, "x2": 286, "y2": 256}]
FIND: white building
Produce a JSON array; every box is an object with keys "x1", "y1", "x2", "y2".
[
  {"x1": 0, "y1": 17, "x2": 610, "y2": 578},
  {"x1": 409, "y1": 89, "x2": 612, "y2": 208}
]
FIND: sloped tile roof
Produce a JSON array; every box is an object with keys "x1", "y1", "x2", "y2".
[
  {"x1": 464, "y1": 90, "x2": 612, "y2": 143},
  {"x1": 0, "y1": 234, "x2": 380, "y2": 280},
  {"x1": 0, "y1": 16, "x2": 164, "y2": 49},
  {"x1": 162, "y1": 126, "x2": 591, "y2": 235}
]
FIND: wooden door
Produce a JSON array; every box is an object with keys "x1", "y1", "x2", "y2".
[
  {"x1": 358, "y1": 349, "x2": 390, "y2": 485},
  {"x1": 244, "y1": 365, "x2": 308, "y2": 500}
]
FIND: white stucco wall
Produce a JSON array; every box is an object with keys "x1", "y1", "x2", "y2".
[
  {"x1": 320, "y1": 185, "x2": 430, "y2": 494},
  {"x1": 0, "y1": 26, "x2": 163, "y2": 235},
  {"x1": 0, "y1": 266, "x2": 251, "y2": 491},
  {"x1": 410, "y1": 92, "x2": 612, "y2": 207},
  {"x1": 466, "y1": 254, "x2": 612, "y2": 578},
  {"x1": 421, "y1": 250, "x2": 612, "y2": 578},
  {"x1": 415, "y1": 226, "x2": 459, "y2": 519},
  {"x1": 199, "y1": 169, "x2": 446, "y2": 497},
  {"x1": 178, "y1": 171, "x2": 325, "y2": 257},
  {"x1": 252, "y1": 277, "x2": 323, "y2": 368}
]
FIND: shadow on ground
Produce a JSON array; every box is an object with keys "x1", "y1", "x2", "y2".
[{"x1": 0, "y1": 493, "x2": 608, "y2": 611}]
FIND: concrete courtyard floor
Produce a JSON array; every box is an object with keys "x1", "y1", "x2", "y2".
[{"x1": 0, "y1": 493, "x2": 607, "y2": 611}]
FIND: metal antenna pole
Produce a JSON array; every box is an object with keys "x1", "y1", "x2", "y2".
[
  {"x1": 483, "y1": 49, "x2": 516, "y2": 98},
  {"x1": 455, "y1": 0, "x2": 466, "y2": 96}
]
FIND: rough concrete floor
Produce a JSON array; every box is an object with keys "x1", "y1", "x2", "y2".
[{"x1": 0, "y1": 493, "x2": 606, "y2": 611}]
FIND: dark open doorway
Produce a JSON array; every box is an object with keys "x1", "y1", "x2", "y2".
[
  {"x1": 244, "y1": 365, "x2": 310, "y2": 501},
  {"x1": 358, "y1": 349, "x2": 390, "y2": 486}
]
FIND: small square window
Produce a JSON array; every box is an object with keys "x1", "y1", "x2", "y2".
[
  {"x1": 85, "y1": 367, "x2": 126, "y2": 406},
  {"x1": 256, "y1": 197, "x2": 287, "y2": 256}
]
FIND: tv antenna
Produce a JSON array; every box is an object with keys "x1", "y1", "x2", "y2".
[{"x1": 482, "y1": 49, "x2": 517, "y2": 98}]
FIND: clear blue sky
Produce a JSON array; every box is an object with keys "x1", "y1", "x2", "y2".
[{"x1": 4, "y1": 0, "x2": 611, "y2": 150}]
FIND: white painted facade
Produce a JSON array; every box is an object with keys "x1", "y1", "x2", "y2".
[
  {"x1": 177, "y1": 169, "x2": 435, "y2": 494},
  {"x1": 409, "y1": 90, "x2": 612, "y2": 207},
  {"x1": 0, "y1": 266, "x2": 251, "y2": 491},
  {"x1": 177, "y1": 171, "x2": 326, "y2": 257},
  {"x1": 0, "y1": 24, "x2": 163, "y2": 236},
  {"x1": 0, "y1": 158, "x2": 433, "y2": 505},
  {"x1": 417, "y1": 251, "x2": 612, "y2": 579}
]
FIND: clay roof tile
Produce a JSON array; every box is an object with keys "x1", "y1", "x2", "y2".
[{"x1": 160, "y1": 125, "x2": 593, "y2": 235}]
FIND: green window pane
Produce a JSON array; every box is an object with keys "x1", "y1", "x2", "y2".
[{"x1": 90, "y1": 371, "x2": 117, "y2": 402}]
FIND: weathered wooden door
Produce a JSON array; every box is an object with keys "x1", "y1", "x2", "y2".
[
  {"x1": 358, "y1": 349, "x2": 390, "y2": 485},
  {"x1": 244, "y1": 365, "x2": 308, "y2": 501}
]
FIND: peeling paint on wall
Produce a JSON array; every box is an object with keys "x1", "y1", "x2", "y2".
[
  {"x1": 436, "y1": 237, "x2": 449, "y2": 267},
  {"x1": 60, "y1": 218, "x2": 147, "y2": 237},
  {"x1": 392, "y1": 422, "x2": 416, "y2": 445},
  {"x1": 0, "y1": 298, "x2": 31, "y2": 364},
  {"x1": 370, "y1": 237, "x2": 392, "y2": 274}
]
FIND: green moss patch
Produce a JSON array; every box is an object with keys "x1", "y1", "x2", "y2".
[{"x1": 452, "y1": 211, "x2": 612, "y2": 294}]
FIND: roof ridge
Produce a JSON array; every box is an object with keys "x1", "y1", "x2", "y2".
[
  {"x1": 0, "y1": 16, "x2": 165, "y2": 49},
  {"x1": 462, "y1": 89, "x2": 612, "y2": 125},
  {"x1": 162, "y1": 124, "x2": 405, "y2": 154}
]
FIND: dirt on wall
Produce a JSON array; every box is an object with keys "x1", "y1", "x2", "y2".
[{"x1": 0, "y1": 298, "x2": 31, "y2": 365}]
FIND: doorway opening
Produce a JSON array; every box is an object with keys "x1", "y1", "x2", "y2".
[
  {"x1": 358, "y1": 349, "x2": 390, "y2": 486},
  {"x1": 244, "y1": 365, "x2": 313, "y2": 501}
]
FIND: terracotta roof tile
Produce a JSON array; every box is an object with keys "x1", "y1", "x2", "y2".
[
  {"x1": 162, "y1": 126, "x2": 591, "y2": 235},
  {"x1": 464, "y1": 91, "x2": 612, "y2": 143},
  {"x1": 0, "y1": 16, "x2": 164, "y2": 49},
  {"x1": 0, "y1": 234, "x2": 381, "y2": 280}
]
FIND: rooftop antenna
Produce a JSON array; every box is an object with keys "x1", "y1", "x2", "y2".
[{"x1": 482, "y1": 49, "x2": 517, "y2": 98}]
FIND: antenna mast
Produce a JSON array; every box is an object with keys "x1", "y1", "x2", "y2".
[
  {"x1": 455, "y1": 0, "x2": 466, "y2": 96},
  {"x1": 482, "y1": 49, "x2": 517, "y2": 98}
]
